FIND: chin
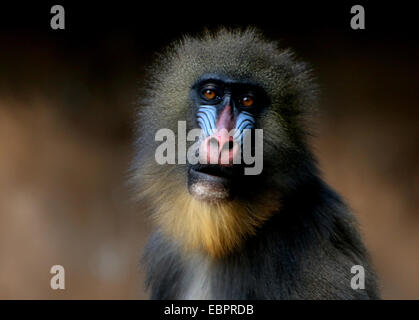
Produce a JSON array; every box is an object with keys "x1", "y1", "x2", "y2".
[{"x1": 187, "y1": 165, "x2": 238, "y2": 202}]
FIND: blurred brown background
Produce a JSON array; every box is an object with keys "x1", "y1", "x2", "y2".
[{"x1": 0, "y1": 3, "x2": 418, "y2": 299}]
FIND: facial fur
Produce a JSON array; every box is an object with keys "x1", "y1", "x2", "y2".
[{"x1": 132, "y1": 28, "x2": 317, "y2": 258}]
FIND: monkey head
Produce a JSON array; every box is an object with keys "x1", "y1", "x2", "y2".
[{"x1": 133, "y1": 28, "x2": 317, "y2": 257}]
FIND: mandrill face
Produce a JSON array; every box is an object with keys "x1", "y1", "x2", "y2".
[
  {"x1": 133, "y1": 28, "x2": 317, "y2": 257},
  {"x1": 187, "y1": 73, "x2": 269, "y2": 202}
]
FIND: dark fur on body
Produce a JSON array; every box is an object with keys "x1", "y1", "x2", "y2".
[
  {"x1": 133, "y1": 28, "x2": 380, "y2": 299},
  {"x1": 144, "y1": 176, "x2": 379, "y2": 299}
]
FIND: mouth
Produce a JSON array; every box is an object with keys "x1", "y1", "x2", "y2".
[{"x1": 188, "y1": 165, "x2": 235, "y2": 202}]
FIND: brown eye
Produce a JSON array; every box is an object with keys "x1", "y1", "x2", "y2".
[
  {"x1": 241, "y1": 96, "x2": 254, "y2": 107},
  {"x1": 203, "y1": 89, "x2": 216, "y2": 100}
]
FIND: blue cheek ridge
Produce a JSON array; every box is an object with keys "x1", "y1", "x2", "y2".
[
  {"x1": 233, "y1": 111, "x2": 255, "y2": 141},
  {"x1": 197, "y1": 105, "x2": 217, "y2": 137},
  {"x1": 197, "y1": 106, "x2": 255, "y2": 142}
]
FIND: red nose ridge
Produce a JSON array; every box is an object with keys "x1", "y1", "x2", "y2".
[
  {"x1": 216, "y1": 104, "x2": 235, "y2": 131},
  {"x1": 200, "y1": 129, "x2": 239, "y2": 166}
]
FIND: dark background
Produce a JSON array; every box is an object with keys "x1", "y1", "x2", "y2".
[{"x1": 0, "y1": 2, "x2": 418, "y2": 299}]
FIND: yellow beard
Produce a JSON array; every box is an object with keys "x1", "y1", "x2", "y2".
[{"x1": 136, "y1": 165, "x2": 279, "y2": 259}]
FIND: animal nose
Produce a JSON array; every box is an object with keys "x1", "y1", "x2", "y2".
[{"x1": 200, "y1": 130, "x2": 239, "y2": 166}]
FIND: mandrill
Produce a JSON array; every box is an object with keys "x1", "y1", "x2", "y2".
[{"x1": 131, "y1": 28, "x2": 380, "y2": 299}]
